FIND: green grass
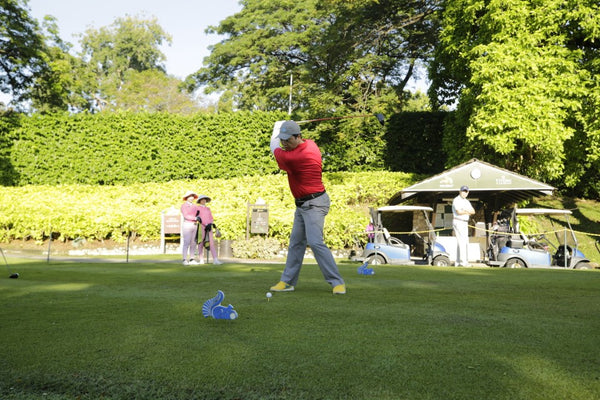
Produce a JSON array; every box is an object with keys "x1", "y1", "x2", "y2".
[{"x1": 0, "y1": 258, "x2": 599, "y2": 400}]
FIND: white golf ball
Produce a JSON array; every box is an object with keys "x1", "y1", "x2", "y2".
[{"x1": 266, "y1": 292, "x2": 272, "y2": 298}]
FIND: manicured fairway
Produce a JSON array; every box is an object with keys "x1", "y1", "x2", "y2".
[{"x1": 1, "y1": 258, "x2": 598, "y2": 399}]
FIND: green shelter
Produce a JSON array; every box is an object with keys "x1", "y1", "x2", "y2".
[{"x1": 386, "y1": 159, "x2": 555, "y2": 262}]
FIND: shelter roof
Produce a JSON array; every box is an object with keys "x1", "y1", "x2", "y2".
[{"x1": 388, "y1": 159, "x2": 555, "y2": 208}]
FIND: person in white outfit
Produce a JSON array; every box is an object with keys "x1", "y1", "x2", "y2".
[{"x1": 452, "y1": 185, "x2": 475, "y2": 267}]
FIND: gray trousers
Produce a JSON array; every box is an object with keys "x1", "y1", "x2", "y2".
[{"x1": 280, "y1": 192, "x2": 345, "y2": 287}]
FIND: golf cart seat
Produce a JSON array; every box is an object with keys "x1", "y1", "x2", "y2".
[
  {"x1": 383, "y1": 228, "x2": 391, "y2": 242},
  {"x1": 506, "y1": 237, "x2": 525, "y2": 249},
  {"x1": 507, "y1": 231, "x2": 530, "y2": 249},
  {"x1": 383, "y1": 228, "x2": 404, "y2": 246}
]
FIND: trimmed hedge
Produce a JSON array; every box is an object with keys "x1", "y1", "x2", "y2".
[
  {"x1": 1, "y1": 110, "x2": 449, "y2": 186},
  {"x1": 0, "y1": 110, "x2": 448, "y2": 248},
  {"x1": 0, "y1": 172, "x2": 417, "y2": 248},
  {"x1": 384, "y1": 111, "x2": 448, "y2": 174},
  {"x1": 2, "y1": 111, "x2": 287, "y2": 185}
]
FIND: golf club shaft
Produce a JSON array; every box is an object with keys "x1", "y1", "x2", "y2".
[
  {"x1": 297, "y1": 115, "x2": 371, "y2": 124},
  {"x1": 0, "y1": 247, "x2": 9, "y2": 270},
  {"x1": 0, "y1": 247, "x2": 15, "y2": 276},
  {"x1": 297, "y1": 113, "x2": 385, "y2": 126}
]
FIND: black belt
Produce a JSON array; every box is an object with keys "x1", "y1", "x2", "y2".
[{"x1": 295, "y1": 191, "x2": 326, "y2": 206}]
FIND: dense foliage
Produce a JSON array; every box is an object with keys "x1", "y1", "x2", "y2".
[
  {"x1": 430, "y1": 0, "x2": 600, "y2": 197},
  {"x1": 186, "y1": 0, "x2": 439, "y2": 115},
  {"x1": 0, "y1": 172, "x2": 416, "y2": 249},
  {"x1": 0, "y1": 1, "x2": 201, "y2": 113},
  {"x1": 384, "y1": 111, "x2": 448, "y2": 174},
  {"x1": 3, "y1": 1, "x2": 600, "y2": 199},
  {"x1": 0, "y1": 0, "x2": 47, "y2": 103},
  {"x1": 2, "y1": 111, "x2": 286, "y2": 185},
  {"x1": 0, "y1": 110, "x2": 446, "y2": 186},
  {"x1": 2, "y1": 0, "x2": 600, "y2": 230},
  {"x1": 75, "y1": 15, "x2": 201, "y2": 113}
]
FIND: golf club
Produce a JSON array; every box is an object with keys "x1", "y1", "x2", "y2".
[
  {"x1": 0, "y1": 246, "x2": 19, "y2": 279},
  {"x1": 296, "y1": 113, "x2": 385, "y2": 126}
]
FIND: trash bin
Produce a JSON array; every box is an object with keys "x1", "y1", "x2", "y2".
[{"x1": 219, "y1": 240, "x2": 233, "y2": 258}]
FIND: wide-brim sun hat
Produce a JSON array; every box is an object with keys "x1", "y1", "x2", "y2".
[
  {"x1": 197, "y1": 195, "x2": 211, "y2": 203},
  {"x1": 182, "y1": 191, "x2": 198, "y2": 200}
]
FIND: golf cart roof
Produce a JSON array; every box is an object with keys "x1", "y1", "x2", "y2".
[
  {"x1": 515, "y1": 208, "x2": 572, "y2": 216},
  {"x1": 377, "y1": 205, "x2": 433, "y2": 213}
]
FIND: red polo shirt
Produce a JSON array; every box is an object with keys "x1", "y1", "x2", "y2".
[{"x1": 274, "y1": 139, "x2": 326, "y2": 199}]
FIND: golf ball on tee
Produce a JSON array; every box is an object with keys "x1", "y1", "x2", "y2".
[{"x1": 266, "y1": 292, "x2": 272, "y2": 298}]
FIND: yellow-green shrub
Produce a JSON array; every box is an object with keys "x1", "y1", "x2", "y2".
[{"x1": 0, "y1": 172, "x2": 417, "y2": 248}]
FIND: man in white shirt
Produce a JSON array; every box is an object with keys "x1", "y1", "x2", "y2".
[{"x1": 452, "y1": 185, "x2": 475, "y2": 267}]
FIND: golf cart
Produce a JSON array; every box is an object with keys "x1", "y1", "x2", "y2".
[
  {"x1": 360, "y1": 205, "x2": 449, "y2": 265},
  {"x1": 487, "y1": 208, "x2": 592, "y2": 269}
]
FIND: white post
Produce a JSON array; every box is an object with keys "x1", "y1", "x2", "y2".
[
  {"x1": 160, "y1": 211, "x2": 166, "y2": 254},
  {"x1": 288, "y1": 73, "x2": 293, "y2": 115}
]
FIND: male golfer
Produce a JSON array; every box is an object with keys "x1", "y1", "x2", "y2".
[
  {"x1": 269, "y1": 120, "x2": 346, "y2": 294},
  {"x1": 452, "y1": 185, "x2": 475, "y2": 267}
]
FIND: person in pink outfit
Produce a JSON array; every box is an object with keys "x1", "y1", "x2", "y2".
[
  {"x1": 180, "y1": 191, "x2": 199, "y2": 265},
  {"x1": 196, "y1": 195, "x2": 222, "y2": 265}
]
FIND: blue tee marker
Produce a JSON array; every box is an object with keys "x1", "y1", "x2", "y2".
[
  {"x1": 202, "y1": 290, "x2": 238, "y2": 320},
  {"x1": 357, "y1": 261, "x2": 375, "y2": 275}
]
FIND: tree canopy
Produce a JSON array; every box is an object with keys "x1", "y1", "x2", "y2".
[
  {"x1": 179, "y1": 0, "x2": 441, "y2": 171},
  {"x1": 0, "y1": 3, "x2": 202, "y2": 113},
  {"x1": 0, "y1": 0, "x2": 46, "y2": 104},
  {"x1": 430, "y1": 0, "x2": 600, "y2": 196},
  {"x1": 3, "y1": 0, "x2": 600, "y2": 197},
  {"x1": 185, "y1": 0, "x2": 440, "y2": 116}
]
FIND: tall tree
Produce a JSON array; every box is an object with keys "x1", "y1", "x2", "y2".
[
  {"x1": 79, "y1": 15, "x2": 173, "y2": 111},
  {"x1": 109, "y1": 69, "x2": 201, "y2": 114},
  {"x1": 184, "y1": 0, "x2": 440, "y2": 171},
  {"x1": 185, "y1": 0, "x2": 439, "y2": 116},
  {"x1": 80, "y1": 15, "x2": 171, "y2": 75},
  {"x1": 27, "y1": 15, "x2": 97, "y2": 113},
  {"x1": 0, "y1": 0, "x2": 47, "y2": 106},
  {"x1": 430, "y1": 0, "x2": 600, "y2": 195}
]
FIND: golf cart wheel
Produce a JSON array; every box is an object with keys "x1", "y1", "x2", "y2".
[
  {"x1": 432, "y1": 255, "x2": 450, "y2": 267},
  {"x1": 504, "y1": 258, "x2": 526, "y2": 268},
  {"x1": 366, "y1": 254, "x2": 386, "y2": 265},
  {"x1": 574, "y1": 262, "x2": 591, "y2": 270}
]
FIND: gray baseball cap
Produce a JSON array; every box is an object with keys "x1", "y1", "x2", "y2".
[{"x1": 277, "y1": 120, "x2": 301, "y2": 140}]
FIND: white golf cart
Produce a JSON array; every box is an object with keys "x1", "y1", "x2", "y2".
[
  {"x1": 359, "y1": 205, "x2": 448, "y2": 265},
  {"x1": 487, "y1": 208, "x2": 592, "y2": 269}
]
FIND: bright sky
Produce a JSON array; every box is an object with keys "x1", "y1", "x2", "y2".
[{"x1": 27, "y1": 0, "x2": 243, "y2": 80}]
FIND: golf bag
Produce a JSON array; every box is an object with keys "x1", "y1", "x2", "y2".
[
  {"x1": 487, "y1": 208, "x2": 516, "y2": 261},
  {"x1": 197, "y1": 222, "x2": 219, "y2": 249}
]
